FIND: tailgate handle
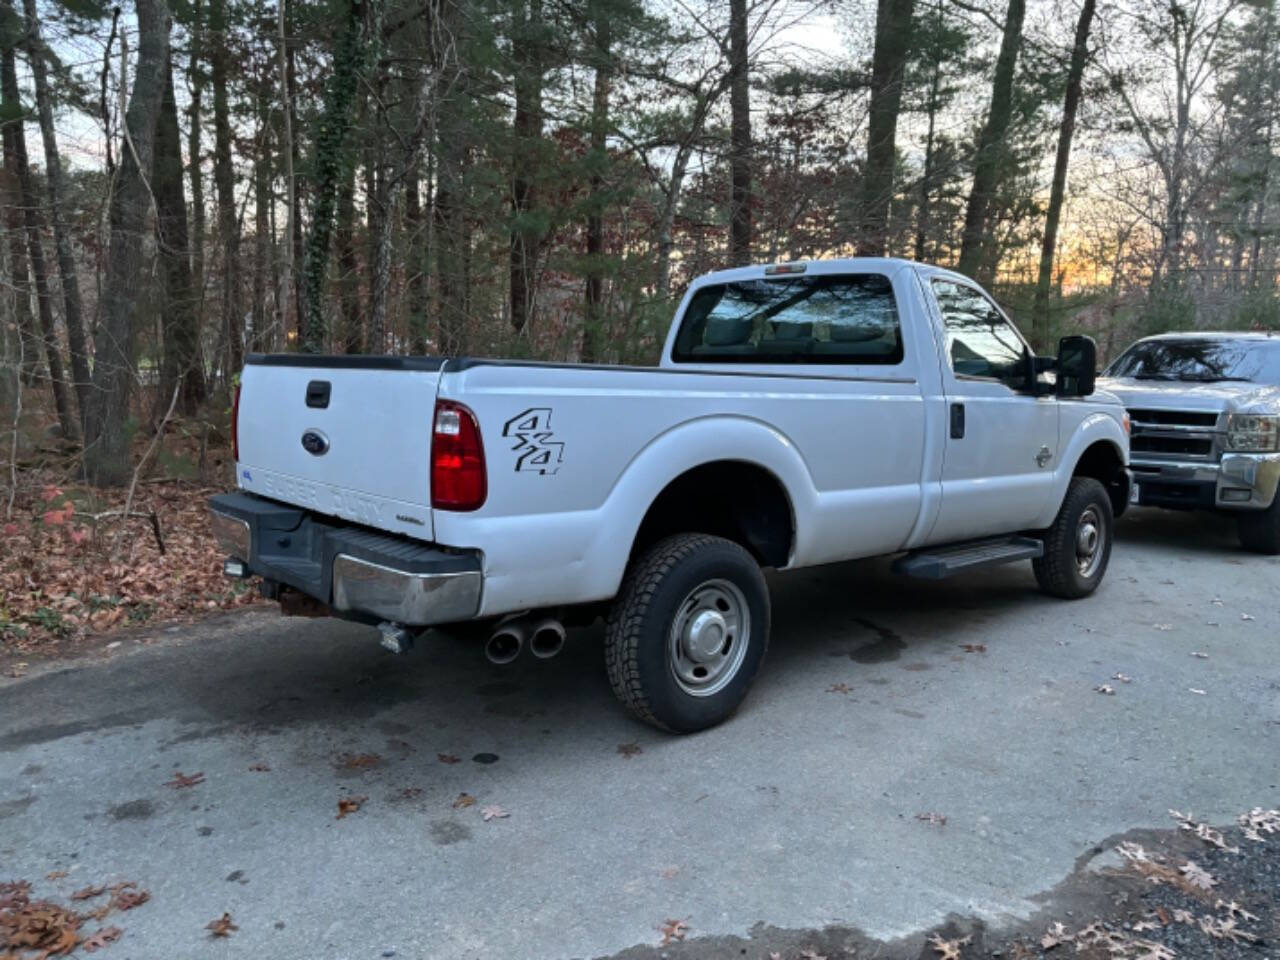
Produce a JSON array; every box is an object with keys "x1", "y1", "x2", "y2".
[{"x1": 305, "y1": 380, "x2": 331, "y2": 409}]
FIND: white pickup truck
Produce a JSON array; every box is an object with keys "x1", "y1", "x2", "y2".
[{"x1": 210, "y1": 258, "x2": 1131, "y2": 732}]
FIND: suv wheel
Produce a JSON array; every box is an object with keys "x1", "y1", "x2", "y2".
[
  {"x1": 1033, "y1": 477, "x2": 1114, "y2": 599},
  {"x1": 604, "y1": 534, "x2": 770, "y2": 733},
  {"x1": 1237, "y1": 496, "x2": 1280, "y2": 554}
]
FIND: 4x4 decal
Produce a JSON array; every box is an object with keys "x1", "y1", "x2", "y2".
[{"x1": 502, "y1": 408, "x2": 564, "y2": 474}]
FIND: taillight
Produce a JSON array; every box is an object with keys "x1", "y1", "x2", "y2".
[
  {"x1": 432, "y1": 400, "x2": 486, "y2": 511},
  {"x1": 231, "y1": 383, "x2": 241, "y2": 461}
]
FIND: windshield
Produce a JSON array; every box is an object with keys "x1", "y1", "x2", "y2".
[{"x1": 1104, "y1": 338, "x2": 1280, "y2": 384}]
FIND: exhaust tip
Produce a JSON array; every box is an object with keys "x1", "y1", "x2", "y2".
[
  {"x1": 529, "y1": 619, "x2": 566, "y2": 659},
  {"x1": 485, "y1": 627, "x2": 523, "y2": 665}
]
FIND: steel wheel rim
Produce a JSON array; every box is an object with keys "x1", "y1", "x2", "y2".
[
  {"x1": 1075, "y1": 506, "x2": 1104, "y2": 578},
  {"x1": 668, "y1": 578, "x2": 751, "y2": 697}
]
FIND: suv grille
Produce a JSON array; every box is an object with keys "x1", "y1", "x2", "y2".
[{"x1": 1127, "y1": 408, "x2": 1221, "y2": 460}]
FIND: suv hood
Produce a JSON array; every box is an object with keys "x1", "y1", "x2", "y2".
[{"x1": 1098, "y1": 377, "x2": 1280, "y2": 415}]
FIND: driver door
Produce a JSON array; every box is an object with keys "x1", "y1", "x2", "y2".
[{"x1": 927, "y1": 278, "x2": 1060, "y2": 545}]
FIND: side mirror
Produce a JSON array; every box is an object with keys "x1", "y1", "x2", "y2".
[{"x1": 1056, "y1": 335, "x2": 1097, "y2": 397}]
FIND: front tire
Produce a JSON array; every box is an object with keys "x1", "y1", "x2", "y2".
[
  {"x1": 604, "y1": 534, "x2": 770, "y2": 733},
  {"x1": 1033, "y1": 477, "x2": 1114, "y2": 599},
  {"x1": 1237, "y1": 495, "x2": 1280, "y2": 554}
]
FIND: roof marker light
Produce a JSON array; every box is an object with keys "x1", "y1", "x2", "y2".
[{"x1": 764, "y1": 262, "x2": 807, "y2": 276}]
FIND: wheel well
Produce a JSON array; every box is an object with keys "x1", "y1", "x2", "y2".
[
  {"x1": 631, "y1": 461, "x2": 794, "y2": 568},
  {"x1": 1073, "y1": 441, "x2": 1130, "y2": 517}
]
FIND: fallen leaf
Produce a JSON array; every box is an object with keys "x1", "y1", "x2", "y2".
[
  {"x1": 481, "y1": 804, "x2": 509, "y2": 822},
  {"x1": 1241, "y1": 613, "x2": 1254, "y2": 620},
  {"x1": 658, "y1": 918, "x2": 689, "y2": 946},
  {"x1": 1095, "y1": 684, "x2": 1115, "y2": 695},
  {"x1": 916, "y1": 812, "x2": 947, "y2": 825},
  {"x1": 1188, "y1": 688, "x2": 1206, "y2": 695},
  {"x1": 111, "y1": 888, "x2": 149, "y2": 911},
  {"x1": 5, "y1": 662, "x2": 27, "y2": 678},
  {"x1": 452, "y1": 792, "x2": 475, "y2": 809},
  {"x1": 1238, "y1": 807, "x2": 1280, "y2": 842},
  {"x1": 1190, "y1": 651, "x2": 1208, "y2": 658},
  {"x1": 1211, "y1": 597, "x2": 1224, "y2": 605},
  {"x1": 164, "y1": 771, "x2": 205, "y2": 789},
  {"x1": 81, "y1": 926, "x2": 123, "y2": 952},
  {"x1": 928, "y1": 933, "x2": 972, "y2": 960},
  {"x1": 1153, "y1": 623, "x2": 1172, "y2": 631},
  {"x1": 617, "y1": 742, "x2": 643, "y2": 758},
  {"x1": 1113, "y1": 673, "x2": 1132, "y2": 683},
  {"x1": 960, "y1": 643, "x2": 986, "y2": 653},
  {"x1": 0, "y1": 880, "x2": 31, "y2": 910},
  {"x1": 1179, "y1": 860, "x2": 1217, "y2": 890},
  {"x1": 248, "y1": 763, "x2": 270, "y2": 772},
  {"x1": 335, "y1": 752, "x2": 381, "y2": 770},
  {"x1": 1155, "y1": 907, "x2": 1170, "y2": 925},
  {"x1": 1040, "y1": 921, "x2": 1071, "y2": 949},
  {"x1": 336, "y1": 795, "x2": 366, "y2": 819},
  {"x1": 1199, "y1": 914, "x2": 1257, "y2": 943},
  {"x1": 45, "y1": 871, "x2": 67, "y2": 881},
  {"x1": 70, "y1": 885, "x2": 106, "y2": 901},
  {"x1": 206, "y1": 912, "x2": 239, "y2": 937},
  {"x1": 1216, "y1": 899, "x2": 1258, "y2": 922},
  {"x1": 826, "y1": 682, "x2": 852, "y2": 694},
  {"x1": 437, "y1": 753, "x2": 461, "y2": 764},
  {"x1": 799, "y1": 949, "x2": 827, "y2": 960}
]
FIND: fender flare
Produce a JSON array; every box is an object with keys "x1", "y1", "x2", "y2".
[
  {"x1": 1035, "y1": 412, "x2": 1129, "y2": 528},
  {"x1": 581, "y1": 415, "x2": 816, "y2": 596}
]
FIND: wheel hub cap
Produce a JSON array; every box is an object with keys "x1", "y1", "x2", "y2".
[
  {"x1": 685, "y1": 610, "x2": 728, "y2": 661},
  {"x1": 668, "y1": 579, "x2": 751, "y2": 698},
  {"x1": 1075, "y1": 506, "x2": 1104, "y2": 577}
]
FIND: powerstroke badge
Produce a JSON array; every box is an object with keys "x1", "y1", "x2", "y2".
[{"x1": 502, "y1": 408, "x2": 564, "y2": 475}]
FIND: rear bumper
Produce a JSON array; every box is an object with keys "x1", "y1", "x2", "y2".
[
  {"x1": 208, "y1": 492, "x2": 482, "y2": 626},
  {"x1": 1130, "y1": 452, "x2": 1280, "y2": 511}
]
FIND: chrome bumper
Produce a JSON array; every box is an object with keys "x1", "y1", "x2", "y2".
[
  {"x1": 331, "y1": 554, "x2": 482, "y2": 624},
  {"x1": 1130, "y1": 452, "x2": 1280, "y2": 510},
  {"x1": 208, "y1": 493, "x2": 483, "y2": 626}
]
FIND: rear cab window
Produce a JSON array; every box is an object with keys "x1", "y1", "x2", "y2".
[{"x1": 670, "y1": 273, "x2": 904, "y2": 365}]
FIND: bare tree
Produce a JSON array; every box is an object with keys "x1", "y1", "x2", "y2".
[{"x1": 83, "y1": 0, "x2": 172, "y2": 486}]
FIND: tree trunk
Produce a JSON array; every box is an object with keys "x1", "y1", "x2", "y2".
[
  {"x1": 187, "y1": 0, "x2": 205, "y2": 314},
  {"x1": 1031, "y1": 0, "x2": 1095, "y2": 348},
  {"x1": 251, "y1": 62, "x2": 270, "y2": 350},
  {"x1": 405, "y1": 162, "x2": 429, "y2": 354},
  {"x1": 301, "y1": 0, "x2": 367, "y2": 350},
  {"x1": 209, "y1": 0, "x2": 242, "y2": 376},
  {"x1": 155, "y1": 50, "x2": 204, "y2": 416},
  {"x1": 83, "y1": 0, "x2": 171, "y2": 487},
  {"x1": 727, "y1": 0, "x2": 752, "y2": 265},
  {"x1": 581, "y1": 8, "x2": 611, "y2": 363},
  {"x1": 20, "y1": 0, "x2": 91, "y2": 421},
  {"x1": 914, "y1": 11, "x2": 942, "y2": 263},
  {"x1": 1, "y1": 35, "x2": 77, "y2": 440},
  {"x1": 334, "y1": 166, "x2": 363, "y2": 353},
  {"x1": 857, "y1": 0, "x2": 915, "y2": 257},
  {"x1": 2, "y1": 157, "x2": 36, "y2": 384},
  {"x1": 509, "y1": 0, "x2": 545, "y2": 334},
  {"x1": 956, "y1": 0, "x2": 1026, "y2": 282},
  {"x1": 435, "y1": 0, "x2": 470, "y2": 354}
]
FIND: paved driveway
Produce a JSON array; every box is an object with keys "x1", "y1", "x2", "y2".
[{"x1": 1, "y1": 508, "x2": 1277, "y2": 959}]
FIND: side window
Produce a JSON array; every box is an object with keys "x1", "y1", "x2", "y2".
[
  {"x1": 931, "y1": 279, "x2": 1030, "y2": 388},
  {"x1": 671, "y1": 273, "x2": 903, "y2": 365}
]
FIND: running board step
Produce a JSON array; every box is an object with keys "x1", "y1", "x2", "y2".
[{"x1": 893, "y1": 536, "x2": 1043, "y2": 580}]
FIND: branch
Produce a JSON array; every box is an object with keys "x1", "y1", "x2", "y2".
[{"x1": 111, "y1": 379, "x2": 179, "y2": 557}]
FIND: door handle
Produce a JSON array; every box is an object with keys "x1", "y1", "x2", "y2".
[{"x1": 950, "y1": 403, "x2": 965, "y2": 439}]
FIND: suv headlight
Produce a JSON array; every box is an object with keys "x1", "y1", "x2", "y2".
[{"x1": 1226, "y1": 413, "x2": 1280, "y2": 452}]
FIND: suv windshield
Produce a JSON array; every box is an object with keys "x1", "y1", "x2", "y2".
[{"x1": 1104, "y1": 338, "x2": 1280, "y2": 384}]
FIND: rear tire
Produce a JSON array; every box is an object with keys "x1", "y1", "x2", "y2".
[
  {"x1": 1033, "y1": 477, "x2": 1113, "y2": 599},
  {"x1": 604, "y1": 534, "x2": 770, "y2": 733},
  {"x1": 1237, "y1": 496, "x2": 1280, "y2": 554}
]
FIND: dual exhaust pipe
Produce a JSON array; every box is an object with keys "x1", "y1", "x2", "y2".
[{"x1": 485, "y1": 615, "x2": 565, "y2": 665}]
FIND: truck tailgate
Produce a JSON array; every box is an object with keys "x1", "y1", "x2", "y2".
[{"x1": 235, "y1": 357, "x2": 442, "y2": 540}]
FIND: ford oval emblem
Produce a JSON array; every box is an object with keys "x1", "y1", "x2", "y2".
[{"x1": 301, "y1": 429, "x2": 329, "y2": 456}]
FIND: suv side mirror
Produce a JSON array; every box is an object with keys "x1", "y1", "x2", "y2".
[{"x1": 1056, "y1": 335, "x2": 1097, "y2": 397}]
